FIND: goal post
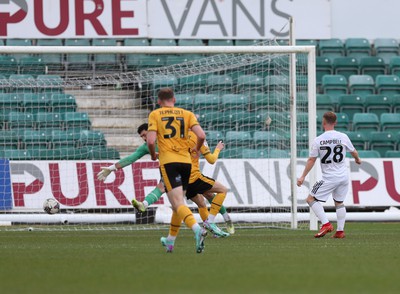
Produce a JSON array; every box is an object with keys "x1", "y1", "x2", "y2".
[{"x1": 0, "y1": 43, "x2": 317, "y2": 230}]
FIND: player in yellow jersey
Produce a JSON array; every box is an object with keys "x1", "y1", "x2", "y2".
[{"x1": 147, "y1": 87, "x2": 207, "y2": 253}]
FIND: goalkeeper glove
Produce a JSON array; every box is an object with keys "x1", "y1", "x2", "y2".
[{"x1": 97, "y1": 164, "x2": 117, "y2": 181}]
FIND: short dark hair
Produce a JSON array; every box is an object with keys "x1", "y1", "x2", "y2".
[
  {"x1": 323, "y1": 111, "x2": 337, "y2": 125},
  {"x1": 158, "y1": 88, "x2": 174, "y2": 100},
  {"x1": 137, "y1": 123, "x2": 148, "y2": 134}
]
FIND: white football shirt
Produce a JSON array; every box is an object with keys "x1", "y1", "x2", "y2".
[{"x1": 309, "y1": 130, "x2": 355, "y2": 181}]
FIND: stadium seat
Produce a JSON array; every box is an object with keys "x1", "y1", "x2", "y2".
[
  {"x1": 6, "y1": 39, "x2": 32, "y2": 62},
  {"x1": 354, "y1": 150, "x2": 381, "y2": 158},
  {"x1": 0, "y1": 93, "x2": 22, "y2": 112},
  {"x1": 269, "y1": 148, "x2": 291, "y2": 158},
  {"x1": 0, "y1": 149, "x2": 32, "y2": 160},
  {"x1": 57, "y1": 147, "x2": 91, "y2": 160},
  {"x1": 345, "y1": 38, "x2": 372, "y2": 59},
  {"x1": 241, "y1": 148, "x2": 269, "y2": 158},
  {"x1": 251, "y1": 92, "x2": 289, "y2": 112},
  {"x1": 237, "y1": 75, "x2": 264, "y2": 94},
  {"x1": 233, "y1": 110, "x2": 258, "y2": 132},
  {"x1": 392, "y1": 95, "x2": 400, "y2": 113},
  {"x1": 65, "y1": 39, "x2": 92, "y2": 71},
  {"x1": 0, "y1": 130, "x2": 19, "y2": 149},
  {"x1": 174, "y1": 93, "x2": 194, "y2": 110},
  {"x1": 352, "y1": 113, "x2": 380, "y2": 132},
  {"x1": 50, "y1": 93, "x2": 77, "y2": 113},
  {"x1": 152, "y1": 74, "x2": 178, "y2": 96},
  {"x1": 359, "y1": 57, "x2": 386, "y2": 80},
  {"x1": 208, "y1": 39, "x2": 234, "y2": 46},
  {"x1": 91, "y1": 147, "x2": 120, "y2": 160},
  {"x1": 51, "y1": 129, "x2": 81, "y2": 148},
  {"x1": 79, "y1": 130, "x2": 107, "y2": 147},
  {"x1": 208, "y1": 110, "x2": 238, "y2": 131},
  {"x1": 0, "y1": 55, "x2": 18, "y2": 77},
  {"x1": 220, "y1": 94, "x2": 249, "y2": 111},
  {"x1": 35, "y1": 112, "x2": 63, "y2": 129},
  {"x1": 346, "y1": 131, "x2": 369, "y2": 150},
  {"x1": 338, "y1": 94, "x2": 366, "y2": 122},
  {"x1": 124, "y1": 38, "x2": 150, "y2": 46},
  {"x1": 319, "y1": 38, "x2": 345, "y2": 58},
  {"x1": 316, "y1": 57, "x2": 333, "y2": 86},
  {"x1": 265, "y1": 75, "x2": 290, "y2": 92},
  {"x1": 37, "y1": 75, "x2": 64, "y2": 93},
  {"x1": 235, "y1": 39, "x2": 261, "y2": 46},
  {"x1": 334, "y1": 112, "x2": 350, "y2": 131},
  {"x1": 134, "y1": 54, "x2": 166, "y2": 69},
  {"x1": 218, "y1": 146, "x2": 243, "y2": 158},
  {"x1": 21, "y1": 129, "x2": 51, "y2": 150},
  {"x1": 364, "y1": 94, "x2": 393, "y2": 118},
  {"x1": 28, "y1": 148, "x2": 62, "y2": 160},
  {"x1": 22, "y1": 93, "x2": 49, "y2": 113},
  {"x1": 205, "y1": 130, "x2": 224, "y2": 147},
  {"x1": 384, "y1": 150, "x2": 400, "y2": 158},
  {"x1": 332, "y1": 57, "x2": 359, "y2": 80},
  {"x1": 179, "y1": 74, "x2": 208, "y2": 93},
  {"x1": 207, "y1": 74, "x2": 233, "y2": 94},
  {"x1": 321, "y1": 75, "x2": 348, "y2": 103},
  {"x1": 316, "y1": 94, "x2": 335, "y2": 112},
  {"x1": 193, "y1": 94, "x2": 220, "y2": 112},
  {"x1": 380, "y1": 113, "x2": 400, "y2": 133},
  {"x1": 19, "y1": 56, "x2": 46, "y2": 76},
  {"x1": 299, "y1": 149, "x2": 310, "y2": 158},
  {"x1": 348, "y1": 75, "x2": 375, "y2": 95},
  {"x1": 92, "y1": 39, "x2": 120, "y2": 72},
  {"x1": 375, "y1": 75, "x2": 400, "y2": 95},
  {"x1": 374, "y1": 38, "x2": 399, "y2": 64},
  {"x1": 253, "y1": 131, "x2": 286, "y2": 149},
  {"x1": 0, "y1": 75, "x2": 7, "y2": 92},
  {"x1": 151, "y1": 39, "x2": 176, "y2": 46},
  {"x1": 369, "y1": 131, "x2": 397, "y2": 157},
  {"x1": 178, "y1": 39, "x2": 204, "y2": 46},
  {"x1": 63, "y1": 112, "x2": 91, "y2": 130},
  {"x1": 225, "y1": 131, "x2": 252, "y2": 147},
  {"x1": 8, "y1": 74, "x2": 36, "y2": 93},
  {"x1": 36, "y1": 39, "x2": 64, "y2": 71},
  {"x1": 6, "y1": 111, "x2": 34, "y2": 129},
  {"x1": 389, "y1": 56, "x2": 400, "y2": 78},
  {"x1": 165, "y1": 55, "x2": 195, "y2": 66},
  {"x1": 197, "y1": 110, "x2": 222, "y2": 130}
]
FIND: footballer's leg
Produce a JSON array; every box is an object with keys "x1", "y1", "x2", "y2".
[
  {"x1": 191, "y1": 194, "x2": 209, "y2": 221},
  {"x1": 132, "y1": 180, "x2": 165, "y2": 213},
  {"x1": 161, "y1": 210, "x2": 182, "y2": 253},
  {"x1": 307, "y1": 195, "x2": 333, "y2": 238},
  {"x1": 203, "y1": 181, "x2": 229, "y2": 237},
  {"x1": 204, "y1": 191, "x2": 235, "y2": 235},
  {"x1": 332, "y1": 201, "x2": 346, "y2": 239}
]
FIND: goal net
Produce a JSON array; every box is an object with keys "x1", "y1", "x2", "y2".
[{"x1": 0, "y1": 40, "x2": 316, "y2": 231}]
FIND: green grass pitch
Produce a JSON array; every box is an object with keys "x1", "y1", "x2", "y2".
[{"x1": 1, "y1": 222, "x2": 399, "y2": 294}]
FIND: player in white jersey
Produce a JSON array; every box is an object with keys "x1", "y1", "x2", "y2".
[{"x1": 297, "y1": 111, "x2": 361, "y2": 238}]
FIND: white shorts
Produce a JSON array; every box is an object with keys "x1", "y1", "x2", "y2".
[{"x1": 310, "y1": 178, "x2": 349, "y2": 202}]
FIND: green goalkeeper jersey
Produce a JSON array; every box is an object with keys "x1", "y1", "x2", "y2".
[{"x1": 117, "y1": 143, "x2": 159, "y2": 168}]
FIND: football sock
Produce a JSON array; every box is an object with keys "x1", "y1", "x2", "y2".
[
  {"x1": 336, "y1": 204, "x2": 346, "y2": 231},
  {"x1": 207, "y1": 196, "x2": 228, "y2": 216},
  {"x1": 168, "y1": 211, "x2": 182, "y2": 241},
  {"x1": 209, "y1": 192, "x2": 226, "y2": 218},
  {"x1": 309, "y1": 200, "x2": 329, "y2": 225},
  {"x1": 198, "y1": 207, "x2": 209, "y2": 222},
  {"x1": 144, "y1": 187, "x2": 163, "y2": 207},
  {"x1": 222, "y1": 212, "x2": 231, "y2": 222},
  {"x1": 177, "y1": 205, "x2": 198, "y2": 232}
]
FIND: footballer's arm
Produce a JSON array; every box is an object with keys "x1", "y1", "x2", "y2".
[{"x1": 147, "y1": 130, "x2": 158, "y2": 161}]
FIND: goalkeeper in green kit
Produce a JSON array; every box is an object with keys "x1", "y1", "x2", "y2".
[{"x1": 96, "y1": 123, "x2": 235, "y2": 235}]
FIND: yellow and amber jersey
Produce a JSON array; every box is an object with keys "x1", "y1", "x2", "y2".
[
  {"x1": 148, "y1": 106, "x2": 199, "y2": 165},
  {"x1": 188, "y1": 130, "x2": 220, "y2": 184}
]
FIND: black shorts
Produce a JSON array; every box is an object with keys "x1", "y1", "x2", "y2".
[
  {"x1": 186, "y1": 174, "x2": 215, "y2": 199},
  {"x1": 159, "y1": 163, "x2": 191, "y2": 193}
]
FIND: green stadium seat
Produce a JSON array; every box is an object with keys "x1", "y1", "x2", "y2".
[
  {"x1": 253, "y1": 131, "x2": 285, "y2": 149},
  {"x1": 348, "y1": 75, "x2": 375, "y2": 95},
  {"x1": 63, "y1": 112, "x2": 91, "y2": 130},
  {"x1": 92, "y1": 39, "x2": 120, "y2": 72},
  {"x1": 209, "y1": 110, "x2": 238, "y2": 131},
  {"x1": 319, "y1": 39, "x2": 345, "y2": 58},
  {"x1": 335, "y1": 112, "x2": 350, "y2": 131},
  {"x1": 51, "y1": 129, "x2": 80, "y2": 148},
  {"x1": 37, "y1": 75, "x2": 64, "y2": 93},
  {"x1": 218, "y1": 146, "x2": 243, "y2": 158},
  {"x1": 208, "y1": 40, "x2": 233, "y2": 46},
  {"x1": 352, "y1": 113, "x2": 379, "y2": 132},
  {"x1": 35, "y1": 112, "x2": 63, "y2": 129},
  {"x1": 124, "y1": 38, "x2": 149, "y2": 46},
  {"x1": 380, "y1": 113, "x2": 400, "y2": 132},
  {"x1": 6, "y1": 39, "x2": 32, "y2": 62},
  {"x1": 392, "y1": 95, "x2": 400, "y2": 113},
  {"x1": 0, "y1": 75, "x2": 7, "y2": 92},
  {"x1": 237, "y1": 74, "x2": 263, "y2": 94},
  {"x1": 332, "y1": 57, "x2": 359, "y2": 80},
  {"x1": 57, "y1": 147, "x2": 90, "y2": 160},
  {"x1": 0, "y1": 93, "x2": 22, "y2": 112},
  {"x1": 316, "y1": 94, "x2": 335, "y2": 112},
  {"x1": 235, "y1": 40, "x2": 261, "y2": 46},
  {"x1": 241, "y1": 148, "x2": 269, "y2": 158},
  {"x1": 151, "y1": 39, "x2": 176, "y2": 46},
  {"x1": 179, "y1": 74, "x2": 208, "y2": 93},
  {"x1": 28, "y1": 148, "x2": 62, "y2": 160},
  {"x1": 269, "y1": 148, "x2": 291, "y2": 158},
  {"x1": 299, "y1": 149, "x2": 310, "y2": 158},
  {"x1": 374, "y1": 38, "x2": 399, "y2": 64},
  {"x1": 225, "y1": 131, "x2": 252, "y2": 147},
  {"x1": 384, "y1": 150, "x2": 400, "y2": 158},
  {"x1": 264, "y1": 111, "x2": 292, "y2": 134},
  {"x1": 50, "y1": 93, "x2": 77, "y2": 113},
  {"x1": 205, "y1": 130, "x2": 224, "y2": 147},
  {"x1": 137, "y1": 54, "x2": 166, "y2": 69},
  {"x1": 345, "y1": 38, "x2": 372, "y2": 59},
  {"x1": 152, "y1": 75, "x2": 178, "y2": 97},
  {"x1": 165, "y1": 55, "x2": 193, "y2": 66},
  {"x1": 346, "y1": 131, "x2": 369, "y2": 150},
  {"x1": 364, "y1": 95, "x2": 393, "y2": 118},
  {"x1": 65, "y1": 39, "x2": 92, "y2": 71},
  {"x1": 177, "y1": 39, "x2": 204, "y2": 46},
  {"x1": 21, "y1": 129, "x2": 51, "y2": 150},
  {"x1": 359, "y1": 57, "x2": 386, "y2": 80},
  {"x1": 0, "y1": 55, "x2": 18, "y2": 77},
  {"x1": 232, "y1": 110, "x2": 258, "y2": 132},
  {"x1": 221, "y1": 94, "x2": 249, "y2": 111},
  {"x1": 79, "y1": 130, "x2": 107, "y2": 147},
  {"x1": 338, "y1": 94, "x2": 366, "y2": 122},
  {"x1": 6, "y1": 111, "x2": 34, "y2": 129},
  {"x1": 354, "y1": 150, "x2": 381, "y2": 158},
  {"x1": 265, "y1": 75, "x2": 290, "y2": 92},
  {"x1": 0, "y1": 130, "x2": 19, "y2": 149},
  {"x1": 174, "y1": 93, "x2": 194, "y2": 110},
  {"x1": 389, "y1": 56, "x2": 400, "y2": 78},
  {"x1": 375, "y1": 75, "x2": 400, "y2": 95},
  {"x1": 369, "y1": 131, "x2": 397, "y2": 157},
  {"x1": 207, "y1": 74, "x2": 233, "y2": 94},
  {"x1": 19, "y1": 56, "x2": 46, "y2": 76},
  {"x1": 22, "y1": 93, "x2": 49, "y2": 113},
  {"x1": 0, "y1": 149, "x2": 32, "y2": 160},
  {"x1": 36, "y1": 39, "x2": 64, "y2": 71},
  {"x1": 9, "y1": 74, "x2": 35, "y2": 93},
  {"x1": 197, "y1": 110, "x2": 221, "y2": 130},
  {"x1": 194, "y1": 94, "x2": 220, "y2": 112},
  {"x1": 91, "y1": 147, "x2": 120, "y2": 160},
  {"x1": 251, "y1": 93, "x2": 274, "y2": 111},
  {"x1": 321, "y1": 75, "x2": 348, "y2": 102},
  {"x1": 316, "y1": 57, "x2": 333, "y2": 86}
]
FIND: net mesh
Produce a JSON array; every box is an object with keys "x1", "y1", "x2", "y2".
[{"x1": 0, "y1": 40, "x2": 312, "y2": 230}]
